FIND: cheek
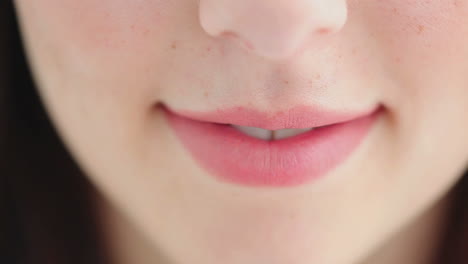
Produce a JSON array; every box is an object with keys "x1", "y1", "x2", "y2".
[
  {"x1": 375, "y1": 1, "x2": 468, "y2": 182},
  {"x1": 21, "y1": 0, "x2": 173, "y2": 55},
  {"x1": 367, "y1": 0, "x2": 468, "y2": 103},
  {"x1": 15, "y1": 0, "x2": 180, "y2": 111},
  {"x1": 373, "y1": 0, "x2": 468, "y2": 60}
]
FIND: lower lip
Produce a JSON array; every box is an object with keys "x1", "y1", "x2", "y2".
[{"x1": 162, "y1": 106, "x2": 382, "y2": 188}]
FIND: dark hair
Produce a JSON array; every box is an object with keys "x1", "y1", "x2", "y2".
[
  {"x1": 1, "y1": 1, "x2": 467, "y2": 263},
  {"x1": 0, "y1": 1, "x2": 111, "y2": 263}
]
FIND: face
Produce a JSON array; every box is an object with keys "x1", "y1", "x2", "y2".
[{"x1": 14, "y1": 0, "x2": 468, "y2": 263}]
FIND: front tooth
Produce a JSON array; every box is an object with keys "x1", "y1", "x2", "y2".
[
  {"x1": 232, "y1": 125, "x2": 272, "y2": 140},
  {"x1": 273, "y1": 128, "x2": 314, "y2": 140}
]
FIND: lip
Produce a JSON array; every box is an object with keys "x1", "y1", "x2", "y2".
[
  {"x1": 161, "y1": 104, "x2": 383, "y2": 187},
  {"x1": 163, "y1": 105, "x2": 377, "y2": 130}
]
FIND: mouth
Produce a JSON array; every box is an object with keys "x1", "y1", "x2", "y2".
[
  {"x1": 160, "y1": 103, "x2": 383, "y2": 188},
  {"x1": 230, "y1": 126, "x2": 315, "y2": 141}
]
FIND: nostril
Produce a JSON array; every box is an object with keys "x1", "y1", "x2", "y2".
[
  {"x1": 199, "y1": 0, "x2": 348, "y2": 61},
  {"x1": 220, "y1": 31, "x2": 255, "y2": 51}
]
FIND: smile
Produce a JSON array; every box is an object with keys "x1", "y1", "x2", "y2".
[{"x1": 161, "y1": 103, "x2": 383, "y2": 188}]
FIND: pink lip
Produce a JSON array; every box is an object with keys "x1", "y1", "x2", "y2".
[
  {"x1": 161, "y1": 104, "x2": 382, "y2": 187},
  {"x1": 165, "y1": 105, "x2": 376, "y2": 130}
]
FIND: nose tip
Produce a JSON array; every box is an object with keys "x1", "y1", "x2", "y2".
[{"x1": 198, "y1": 0, "x2": 348, "y2": 61}]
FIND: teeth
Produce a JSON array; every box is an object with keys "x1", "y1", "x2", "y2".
[
  {"x1": 231, "y1": 125, "x2": 314, "y2": 140},
  {"x1": 232, "y1": 125, "x2": 272, "y2": 140},
  {"x1": 273, "y1": 128, "x2": 314, "y2": 140}
]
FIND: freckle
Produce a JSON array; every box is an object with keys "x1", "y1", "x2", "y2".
[
  {"x1": 203, "y1": 91, "x2": 209, "y2": 97},
  {"x1": 317, "y1": 27, "x2": 330, "y2": 34},
  {"x1": 351, "y1": 48, "x2": 357, "y2": 55},
  {"x1": 395, "y1": 56, "x2": 401, "y2": 63},
  {"x1": 171, "y1": 41, "x2": 177, "y2": 49},
  {"x1": 284, "y1": 80, "x2": 289, "y2": 84},
  {"x1": 315, "y1": 73, "x2": 321, "y2": 80},
  {"x1": 417, "y1": 24, "x2": 425, "y2": 34}
]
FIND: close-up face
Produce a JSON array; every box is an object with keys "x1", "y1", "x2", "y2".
[{"x1": 12, "y1": 0, "x2": 468, "y2": 263}]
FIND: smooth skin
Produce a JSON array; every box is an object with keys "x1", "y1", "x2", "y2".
[{"x1": 13, "y1": 0, "x2": 468, "y2": 263}]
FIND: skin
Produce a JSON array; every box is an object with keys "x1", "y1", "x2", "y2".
[{"x1": 13, "y1": 0, "x2": 468, "y2": 263}]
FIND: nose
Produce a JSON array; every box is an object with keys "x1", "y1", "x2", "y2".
[{"x1": 198, "y1": 0, "x2": 348, "y2": 60}]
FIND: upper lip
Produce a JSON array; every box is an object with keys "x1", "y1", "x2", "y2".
[{"x1": 161, "y1": 104, "x2": 380, "y2": 130}]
